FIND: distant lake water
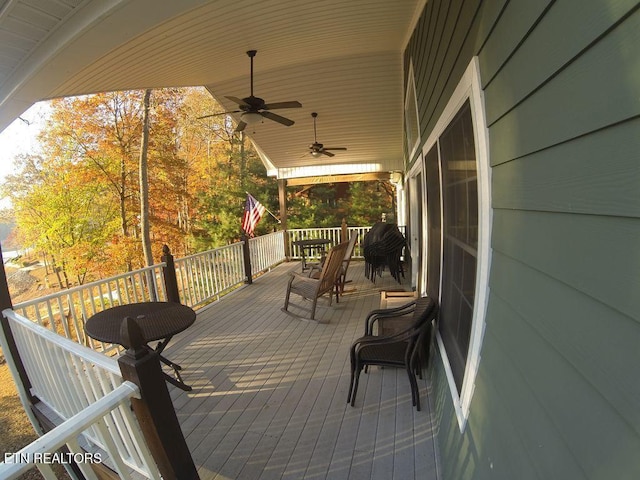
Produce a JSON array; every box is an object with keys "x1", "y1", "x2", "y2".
[{"x1": 1, "y1": 249, "x2": 23, "y2": 263}]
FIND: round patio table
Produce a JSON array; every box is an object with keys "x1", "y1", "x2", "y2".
[{"x1": 85, "y1": 302, "x2": 196, "y2": 391}]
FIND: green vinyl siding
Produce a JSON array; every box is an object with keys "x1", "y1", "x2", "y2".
[
  {"x1": 420, "y1": 0, "x2": 482, "y2": 136},
  {"x1": 487, "y1": 252, "x2": 640, "y2": 478},
  {"x1": 491, "y1": 117, "x2": 640, "y2": 217},
  {"x1": 492, "y1": 209, "x2": 640, "y2": 326},
  {"x1": 404, "y1": 0, "x2": 640, "y2": 479},
  {"x1": 404, "y1": 0, "x2": 488, "y2": 168},
  {"x1": 483, "y1": 0, "x2": 640, "y2": 124},
  {"x1": 477, "y1": 0, "x2": 554, "y2": 88},
  {"x1": 489, "y1": 7, "x2": 640, "y2": 165}
]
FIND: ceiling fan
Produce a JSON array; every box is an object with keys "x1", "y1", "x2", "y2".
[
  {"x1": 197, "y1": 50, "x2": 302, "y2": 132},
  {"x1": 307, "y1": 112, "x2": 347, "y2": 158}
]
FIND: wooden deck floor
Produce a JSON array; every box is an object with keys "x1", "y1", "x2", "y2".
[{"x1": 163, "y1": 261, "x2": 439, "y2": 480}]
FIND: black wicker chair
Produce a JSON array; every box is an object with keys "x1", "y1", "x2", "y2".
[
  {"x1": 347, "y1": 296, "x2": 438, "y2": 411},
  {"x1": 363, "y1": 222, "x2": 406, "y2": 283}
]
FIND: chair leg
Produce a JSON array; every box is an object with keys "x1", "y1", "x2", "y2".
[
  {"x1": 284, "y1": 277, "x2": 294, "y2": 312},
  {"x1": 310, "y1": 297, "x2": 318, "y2": 320},
  {"x1": 347, "y1": 349, "x2": 356, "y2": 404},
  {"x1": 347, "y1": 368, "x2": 355, "y2": 404},
  {"x1": 406, "y1": 364, "x2": 420, "y2": 411},
  {"x1": 350, "y1": 364, "x2": 363, "y2": 407}
]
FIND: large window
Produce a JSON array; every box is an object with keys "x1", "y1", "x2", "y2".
[
  {"x1": 440, "y1": 100, "x2": 478, "y2": 393},
  {"x1": 421, "y1": 58, "x2": 491, "y2": 431}
]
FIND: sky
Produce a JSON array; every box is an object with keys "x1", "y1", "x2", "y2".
[{"x1": 0, "y1": 102, "x2": 50, "y2": 185}]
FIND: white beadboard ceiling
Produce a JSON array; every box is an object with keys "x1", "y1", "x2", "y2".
[{"x1": 0, "y1": 0, "x2": 425, "y2": 179}]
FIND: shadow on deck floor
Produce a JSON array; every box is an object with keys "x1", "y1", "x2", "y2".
[{"x1": 163, "y1": 261, "x2": 439, "y2": 480}]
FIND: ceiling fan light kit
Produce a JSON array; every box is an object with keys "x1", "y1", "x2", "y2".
[{"x1": 241, "y1": 111, "x2": 263, "y2": 125}]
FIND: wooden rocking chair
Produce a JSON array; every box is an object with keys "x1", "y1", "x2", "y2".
[
  {"x1": 283, "y1": 241, "x2": 349, "y2": 322},
  {"x1": 308, "y1": 232, "x2": 358, "y2": 299}
]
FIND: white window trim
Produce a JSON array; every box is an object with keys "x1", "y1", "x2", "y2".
[
  {"x1": 421, "y1": 57, "x2": 492, "y2": 432},
  {"x1": 407, "y1": 155, "x2": 424, "y2": 291}
]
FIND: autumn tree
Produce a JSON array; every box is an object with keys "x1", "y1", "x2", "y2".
[
  {"x1": 43, "y1": 92, "x2": 144, "y2": 239},
  {"x1": 2, "y1": 86, "x2": 394, "y2": 289},
  {"x1": 139, "y1": 89, "x2": 153, "y2": 268},
  {"x1": 3, "y1": 153, "x2": 116, "y2": 284}
]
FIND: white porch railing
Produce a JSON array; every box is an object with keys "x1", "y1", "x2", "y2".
[
  {"x1": 286, "y1": 226, "x2": 373, "y2": 259},
  {"x1": 0, "y1": 382, "x2": 146, "y2": 480},
  {"x1": 158, "y1": 231, "x2": 288, "y2": 308},
  {"x1": 174, "y1": 242, "x2": 245, "y2": 307},
  {"x1": 8, "y1": 228, "x2": 381, "y2": 349},
  {"x1": 12, "y1": 265, "x2": 166, "y2": 355},
  {"x1": 9, "y1": 227, "x2": 379, "y2": 350},
  {"x1": 0, "y1": 309, "x2": 161, "y2": 479},
  {"x1": 8, "y1": 232, "x2": 288, "y2": 350},
  {"x1": 248, "y1": 230, "x2": 286, "y2": 276}
]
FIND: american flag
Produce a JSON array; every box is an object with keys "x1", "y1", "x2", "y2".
[{"x1": 241, "y1": 193, "x2": 266, "y2": 236}]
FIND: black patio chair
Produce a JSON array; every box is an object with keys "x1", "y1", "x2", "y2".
[
  {"x1": 347, "y1": 296, "x2": 438, "y2": 411},
  {"x1": 363, "y1": 222, "x2": 407, "y2": 284},
  {"x1": 363, "y1": 299, "x2": 417, "y2": 336}
]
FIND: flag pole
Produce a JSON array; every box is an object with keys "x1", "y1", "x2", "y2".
[{"x1": 247, "y1": 192, "x2": 281, "y2": 223}]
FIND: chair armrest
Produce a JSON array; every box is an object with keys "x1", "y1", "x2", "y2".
[
  {"x1": 354, "y1": 325, "x2": 417, "y2": 348},
  {"x1": 364, "y1": 300, "x2": 416, "y2": 335},
  {"x1": 290, "y1": 271, "x2": 318, "y2": 282},
  {"x1": 307, "y1": 264, "x2": 322, "y2": 278},
  {"x1": 350, "y1": 328, "x2": 418, "y2": 359}
]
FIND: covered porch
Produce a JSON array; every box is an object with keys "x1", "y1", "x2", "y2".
[{"x1": 164, "y1": 260, "x2": 436, "y2": 480}]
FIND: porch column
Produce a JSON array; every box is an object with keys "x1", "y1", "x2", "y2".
[
  {"x1": 278, "y1": 178, "x2": 289, "y2": 259},
  {"x1": 0, "y1": 244, "x2": 34, "y2": 403}
]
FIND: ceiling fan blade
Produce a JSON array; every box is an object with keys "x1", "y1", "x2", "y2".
[
  {"x1": 197, "y1": 110, "x2": 241, "y2": 120},
  {"x1": 226, "y1": 96, "x2": 249, "y2": 106},
  {"x1": 323, "y1": 147, "x2": 347, "y2": 151},
  {"x1": 235, "y1": 121, "x2": 247, "y2": 133},
  {"x1": 322, "y1": 150, "x2": 335, "y2": 157},
  {"x1": 260, "y1": 111, "x2": 295, "y2": 127},
  {"x1": 263, "y1": 101, "x2": 302, "y2": 110}
]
